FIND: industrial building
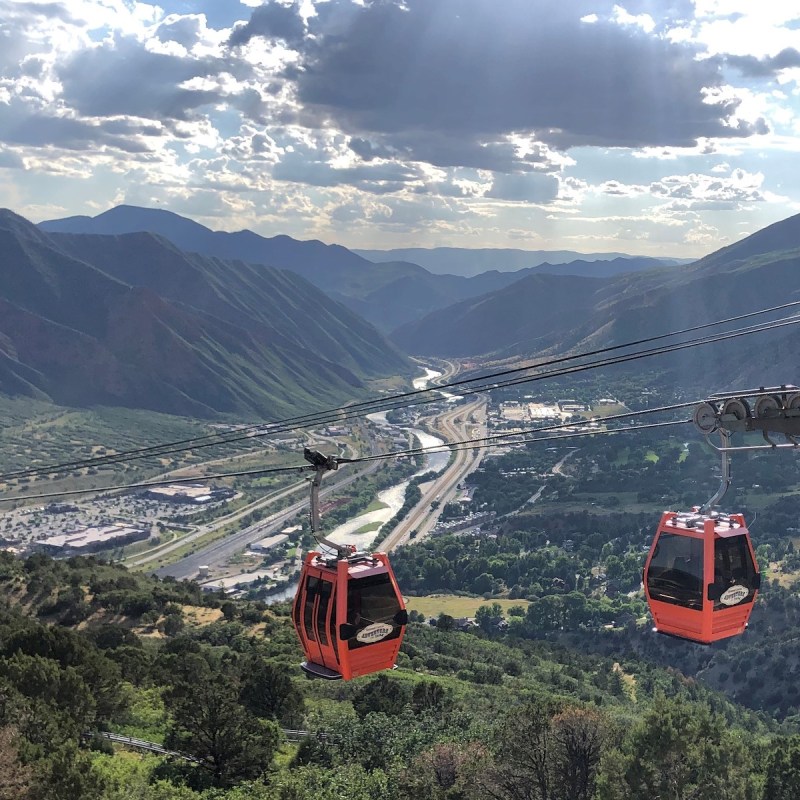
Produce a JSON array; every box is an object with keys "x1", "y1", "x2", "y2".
[
  {"x1": 140, "y1": 484, "x2": 235, "y2": 505},
  {"x1": 248, "y1": 533, "x2": 289, "y2": 554},
  {"x1": 33, "y1": 524, "x2": 150, "y2": 556}
]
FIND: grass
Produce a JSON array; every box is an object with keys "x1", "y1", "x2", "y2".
[
  {"x1": 588, "y1": 403, "x2": 628, "y2": 416},
  {"x1": 355, "y1": 520, "x2": 383, "y2": 534},
  {"x1": 404, "y1": 594, "x2": 530, "y2": 618},
  {"x1": 644, "y1": 450, "x2": 659, "y2": 464},
  {"x1": 365, "y1": 499, "x2": 390, "y2": 513},
  {"x1": 182, "y1": 605, "x2": 224, "y2": 625}
]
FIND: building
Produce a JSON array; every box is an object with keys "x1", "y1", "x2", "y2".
[
  {"x1": 249, "y1": 533, "x2": 289, "y2": 554},
  {"x1": 33, "y1": 524, "x2": 150, "y2": 556},
  {"x1": 45, "y1": 502, "x2": 79, "y2": 514},
  {"x1": 141, "y1": 484, "x2": 235, "y2": 505}
]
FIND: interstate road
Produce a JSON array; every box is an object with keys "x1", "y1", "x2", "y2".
[
  {"x1": 127, "y1": 478, "x2": 309, "y2": 569},
  {"x1": 379, "y1": 395, "x2": 487, "y2": 552},
  {"x1": 152, "y1": 460, "x2": 379, "y2": 581}
]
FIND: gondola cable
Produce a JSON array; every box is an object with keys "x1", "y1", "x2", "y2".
[
  {"x1": 3, "y1": 306, "x2": 799, "y2": 483},
  {"x1": 0, "y1": 416, "x2": 692, "y2": 503}
]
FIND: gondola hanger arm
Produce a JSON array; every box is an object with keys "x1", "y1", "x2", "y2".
[
  {"x1": 304, "y1": 447, "x2": 353, "y2": 559},
  {"x1": 699, "y1": 430, "x2": 731, "y2": 513}
]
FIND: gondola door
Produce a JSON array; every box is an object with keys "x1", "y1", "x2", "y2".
[{"x1": 293, "y1": 558, "x2": 340, "y2": 677}]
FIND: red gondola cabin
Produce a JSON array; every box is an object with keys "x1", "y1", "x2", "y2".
[
  {"x1": 644, "y1": 510, "x2": 760, "y2": 644},
  {"x1": 292, "y1": 550, "x2": 407, "y2": 680}
]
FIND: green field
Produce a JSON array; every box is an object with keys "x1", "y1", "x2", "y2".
[{"x1": 404, "y1": 594, "x2": 530, "y2": 619}]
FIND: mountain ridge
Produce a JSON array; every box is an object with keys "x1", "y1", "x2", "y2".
[
  {"x1": 391, "y1": 211, "x2": 800, "y2": 389},
  {"x1": 1, "y1": 209, "x2": 410, "y2": 419},
  {"x1": 354, "y1": 245, "x2": 688, "y2": 276},
  {"x1": 39, "y1": 206, "x2": 677, "y2": 332}
]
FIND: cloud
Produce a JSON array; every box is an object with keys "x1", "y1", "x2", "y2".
[
  {"x1": 58, "y1": 37, "x2": 232, "y2": 122},
  {"x1": 282, "y1": 0, "x2": 765, "y2": 155},
  {"x1": 273, "y1": 143, "x2": 422, "y2": 192},
  {"x1": 485, "y1": 172, "x2": 559, "y2": 203},
  {"x1": 0, "y1": 98, "x2": 161, "y2": 152},
  {"x1": 649, "y1": 168, "x2": 765, "y2": 206},
  {"x1": 598, "y1": 180, "x2": 649, "y2": 197},
  {"x1": 726, "y1": 48, "x2": 800, "y2": 78},
  {"x1": 156, "y1": 14, "x2": 208, "y2": 50},
  {"x1": 229, "y1": 0, "x2": 305, "y2": 47}
]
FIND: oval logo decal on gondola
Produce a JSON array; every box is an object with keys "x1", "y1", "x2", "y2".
[
  {"x1": 356, "y1": 623, "x2": 394, "y2": 643},
  {"x1": 720, "y1": 585, "x2": 749, "y2": 606}
]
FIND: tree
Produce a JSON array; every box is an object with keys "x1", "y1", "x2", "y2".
[
  {"x1": 475, "y1": 603, "x2": 504, "y2": 634},
  {"x1": 24, "y1": 740, "x2": 106, "y2": 800},
  {"x1": 762, "y1": 734, "x2": 800, "y2": 800},
  {"x1": 437, "y1": 613, "x2": 455, "y2": 632},
  {"x1": 0, "y1": 726, "x2": 33, "y2": 800},
  {"x1": 250, "y1": 763, "x2": 390, "y2": 800},
  {"x1": 599, "y1": 695, "x2": 757, "y2": 800},
  {"x1": 395, "y1": 742, "x2": 490, "y2": 800},
  {"x1": 485, "y1": 701, "x2": 556, "y2": 800},
  {"x1": 550, "y1": 708, "x2": 605, "y2": 800},
  {"x1": 165, "y1": 671, "x2": 279, "y2": 786},
  {"x1": 239, "y1": 657, "x2": 305, "y2": 727},
  {"x1": 471, "y1": 573, "x2": 494, "y2": 594},
  {"x1": 411, "y1": 681, "x2": 448, "y2": 714},
  {"x1": 351, "y1": 674, "x2": 410, "y2": 720},
  {"x1": 161, "y1": 614, "x2": 185, "y2": 637}
]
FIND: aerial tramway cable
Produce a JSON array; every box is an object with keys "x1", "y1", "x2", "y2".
[
  {"x1": 0, "y1": 416, "x2": 693, "y2": 503},
  {"x1": 2, "y1": 304, "x2": 799, "y2": 484}
]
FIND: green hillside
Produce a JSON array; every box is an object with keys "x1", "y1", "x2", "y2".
[{"x1": 0, "y1": 551, "x2": 798, "y2": 799}]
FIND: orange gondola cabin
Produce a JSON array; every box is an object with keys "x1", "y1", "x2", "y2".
[
  {"x1": 644, "y1": 510, "x2": 760, "y2": 644},
  {"x1": 293, "y1": 550, "x2": 407, "y2": 680}
]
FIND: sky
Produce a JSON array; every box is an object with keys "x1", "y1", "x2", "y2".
[{"x1": 1, "y1": 0, "x2": 799, "y2": 257}]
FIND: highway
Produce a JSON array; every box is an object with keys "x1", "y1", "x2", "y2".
[
  {"x1": 150, "y1": 361, "x2": 484, "y2": 578},
  {"x1": 153, "y1": 460, "x2": 379, "y2": 580},
  {"x1": 127, "y1": 477, "x2": 308, "y2": 569},
  {"x1": 379, "y1": 395, "x2": 487, "y2": 551}
]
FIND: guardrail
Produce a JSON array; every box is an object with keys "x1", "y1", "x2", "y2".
[
  {"x1": 86, "y1": 732, "x2": 202, "y2": 763},
  {"x1": 85, "y1": 727, "x2": 329, "y2": 760}
]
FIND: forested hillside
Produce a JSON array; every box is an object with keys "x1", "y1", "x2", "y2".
[{"x1": 1, "y1": 551, "x2": 799, "y2": 799}]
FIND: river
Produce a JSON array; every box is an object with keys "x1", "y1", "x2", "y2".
[
  {"x1": 413, "y1": 366, "x2": 459, "y2": 402},
  {"x1": 263, "y1": 371, "x2": 450, "y2": 603},
  {"x1": 325, "y1": 427, "x2": 447, "y2": 551}
]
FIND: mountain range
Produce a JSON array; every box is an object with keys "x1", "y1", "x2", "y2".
[
  {"x1": 353, "y1": 245, "x2": 686, "y2": 276},
  {"x1": 40, "y1": 207, "x2": 672, "y2": 333},
  {"x1": 0, "y1": 210, "x2": 409, "y2": 419},
  {"x1": 392, "y1": 213, "x2": 800, "y2": 389},
  {"x1": 15, "y1": 203, "x2": 800, "y2": 417}
]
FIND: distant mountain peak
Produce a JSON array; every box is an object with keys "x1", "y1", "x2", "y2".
[{"x1": 4, "y1": 208, "x2": 410, "y2": 418}]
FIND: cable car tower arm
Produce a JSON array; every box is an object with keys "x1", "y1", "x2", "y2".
[
  {"x1": 699, "y1": 429, "x2": 732, "y2": 513},
  {"x1": 304, "y1": 447, "x2": 353, "y2": 559},
  {"x1": 694, "y1": 385, "x2": 800, "y2": 451}
]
